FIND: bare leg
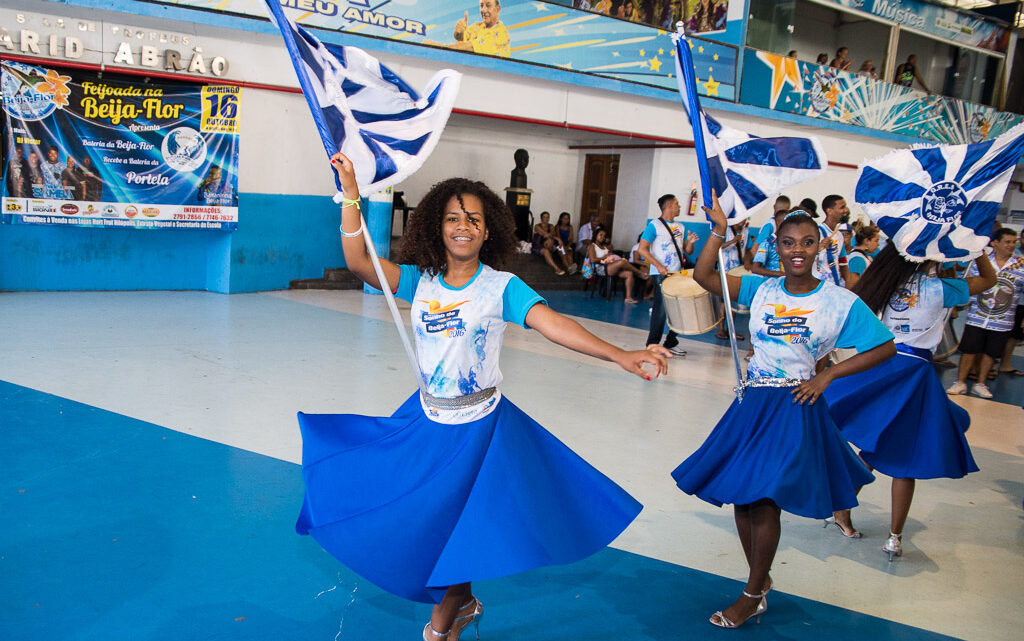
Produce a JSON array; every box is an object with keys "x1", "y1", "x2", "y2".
[
  {"x1": 713, "y1": 499, "x2": 779, "y2": 626},
  {"x1": 831, "y1": 454, "x2": 871, "y2": 537},
  {"x1": 890, "y1": 478, "x2": 916, "y2": 535},
  {"x1": 560, "y1": 246, "x2": 574, "y2": 270},
  {"x1": 622, "y1": 271, "x2": 637, "y2": 302},
  {"x1": 999, "y1": 338, "x2": 1018, "y2": 373},
  {"x1": 976, "y1": 354, "x2": 996, "y2": 384},
  {"x1": 734, "y1": 503, "x2": 753, "y2": 568},
  {"x1": 428, "y1": 583, "x2": 473, "y2": 636},
  {"x1": 540, "y1": 247, "x2": 562, "y2": 274},
  {"x1": 956, "y1": 353, "x2": 977, "y2": 384}
]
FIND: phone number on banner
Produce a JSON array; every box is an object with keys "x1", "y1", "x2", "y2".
[{"x1": 2, "y1": 198, "x2": 238, "y2": 230}]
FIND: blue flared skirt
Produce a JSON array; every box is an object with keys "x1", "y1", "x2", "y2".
[
  {"x1": 824, "y1": 352, "x2": 979, "y2": 480},
  {"x1": 671, "y1": 387, "x2": 874, "y2": 519},
  {"x1": 295, "y1": 391, "x2": 642, "y2": 603}
]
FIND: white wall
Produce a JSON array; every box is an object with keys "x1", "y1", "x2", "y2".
[{"x1": 392, "y1": 125, "x2": 582, "y2": 223}]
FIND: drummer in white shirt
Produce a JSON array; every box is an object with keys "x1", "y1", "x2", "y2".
[{"x1": 637, "y1": 193, "x2": 698, "y2": 355}]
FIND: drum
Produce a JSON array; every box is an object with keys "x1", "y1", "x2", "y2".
[
  {"x1": 934, "y1": 317, "x2": 960, "y2": 359},
  {"x1": 662, "y1": 270, "x2": 721, "y2": 335},
  {"x1": 727, "y1": 265, "x2": 752, "y2": 314}
]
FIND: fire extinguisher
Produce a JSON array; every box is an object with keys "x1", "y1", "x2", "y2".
[{"x1": 686, "y1": 182, "x2": 698, "y2": 216}]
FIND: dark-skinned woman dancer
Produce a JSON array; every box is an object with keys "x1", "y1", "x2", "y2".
[{"x1": 672, "y1": 195, "x2": 896, "y2": 628}]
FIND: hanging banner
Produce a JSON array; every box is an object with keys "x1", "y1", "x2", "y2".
[
  {"x1": 815, "y1": 0, "x2": 1009, "y2": 53},
  {"x1": 142, "y1": 0, "x2": 738, "y2": 100},
  {"x1": 2, "y1": 60, "x2": 241, "y2": 230}
]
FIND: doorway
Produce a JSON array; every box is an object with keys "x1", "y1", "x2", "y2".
[{"x1": 579, "y1": 154, "x2": 619, "y2": 236}]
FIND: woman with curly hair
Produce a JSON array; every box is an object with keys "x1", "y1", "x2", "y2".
[{"x1": 296, "y1": 153, "x2": 670, "y2": 641}]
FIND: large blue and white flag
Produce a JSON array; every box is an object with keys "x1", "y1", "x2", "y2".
[
  {"x1": 265, "y1": 0, "x2": 460, "y2": 197},
  {"x1": 672, "y1": 28, "x2": 826, "y2": 222},
  {"x1": 855, "y1": 123, "x2": 1024, "y2": 262}
]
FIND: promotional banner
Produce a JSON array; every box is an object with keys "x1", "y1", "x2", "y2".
[
  {"x1": 144, "y1": 0, "x2": 738, "y2": 100},
  {"x1": 740, "y1": 49, "x2": 1024, "y2": 144},
  {"x1": 816, "y1": 0, "x2": 1009, "y2": 53},
  {"x1": 2, "y1": 60, "x2": 241, "y2": 230}
]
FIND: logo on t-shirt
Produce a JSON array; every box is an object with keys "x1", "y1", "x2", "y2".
[
  {"x1": 419, "y1": 299, "x2": 470, "y2": 337},
  {"x1": 761, "y1": 304, "x2": 815, "y2": 344},
  {"x1": 888, "y1": 288, "x2": 919, "y2": 313}
]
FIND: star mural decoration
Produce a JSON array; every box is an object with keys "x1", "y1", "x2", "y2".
[
  {"x1": 713, "y1": 54, "x2": 719, "y2": 61},
  {"x1": 758, "y1": 51, "x2": 802, "y2": 110},
  {"x1": 649, "y1": 57, "x2": 662, "y2": 72},
  {"x1": 639, "y1": 49, "x2": 646, "y2": 56},
  {"x1": 533, "y1": 2, "x2": 549, "y2": 11},
  {"x1": 703, "y1": 75, "x2": 720, "y2": 97}
]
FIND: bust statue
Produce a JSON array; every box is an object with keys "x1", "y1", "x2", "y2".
[{"x1": 510, "y1": 148, "x2": 529, "y2": 189}]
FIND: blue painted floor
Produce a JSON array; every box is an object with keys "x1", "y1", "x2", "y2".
[{"x1": 1, "y1": 379, "x2": 964, "y2": 641}]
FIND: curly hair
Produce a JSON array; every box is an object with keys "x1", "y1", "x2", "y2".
[{"x1": 397, "y1": 178, "x2": 518, "y2": 276}]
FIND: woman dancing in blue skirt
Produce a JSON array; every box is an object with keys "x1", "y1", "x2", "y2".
[
  {"x1": 825, "y1": 245, "x2": 995, "y2": 558},
  {"x1": 673, "y1": 195, "x2": 896, "y2": 628},
  {"x1": 297, "y1": 153, "x2": 669, "y2": 640}
]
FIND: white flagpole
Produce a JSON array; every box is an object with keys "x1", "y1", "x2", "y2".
[
  {"x1": 355, "y1": 210, "x2": 428, "y2": 398},
  {"x1": 717, "y1": 247, "x2": 746, "y2": 400}
]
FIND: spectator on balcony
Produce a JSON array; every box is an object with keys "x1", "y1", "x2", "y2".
[
  {"x1": 787, "y1": 50, "x2": 798, "y2": 59},
  {"x1": 816, "y1": 53, "x2": 828, "y2": 65},
  {"x1": 894, "y1": 55, "x2": 931, "y2": 94},
  {"x1": 857, "y1": 60, "x2": 878, "y2": 80},
  {"x1": 830, "y1": 47, "x2": 852, "y2": 72}
]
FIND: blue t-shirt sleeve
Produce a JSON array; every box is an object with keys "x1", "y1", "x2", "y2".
[
  {"x1": 639, "y1": 220, "x2": 657, "y2": 243},
  {"x1": 940, "y1": 278, "x2": 970, "y2": 307},
  {"x1": 848, "y1": 255, "x2": 867, "y2": 275},
  {"x1": 754, "y1": 224, "x2": 773, "y2": 245},
  {"x1": 738, "y1": 275, "x2": 766, "y2": 307},
  {"x1": 503, "y1": 276, "x2": 547, "y2": 328},
  {"x1": 836, "y1": 298, "x2": 894, "y2": 352},
  {"x1": 394, "y1": 264, "x2": 423, "y2": 303}
]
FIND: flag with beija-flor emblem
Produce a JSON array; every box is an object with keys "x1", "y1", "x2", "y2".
[
  {"x1": 855, "y1": 123, "x2": 1024, "y2": 262},
  {"x1": 671, "y1": 26, "x2": 827, "y2": 222},
  {"x1": 264, "y1": 0, "x2": 460, "y2": 198}
]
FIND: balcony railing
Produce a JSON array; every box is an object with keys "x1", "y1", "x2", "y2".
[{"x1": 739, "y1": 47, "x2": 1023, "y2": 144}]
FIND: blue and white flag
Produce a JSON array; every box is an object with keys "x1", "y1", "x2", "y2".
[
  {"x1": 672, "y1": 28, "x2": 826, "y2": 222},
  {"x1": 855, "y1": 123, "x2": 1024, "y2": 262},
  {"x1": 265, "y1": 0, "x2": 460, "y2": 197}
]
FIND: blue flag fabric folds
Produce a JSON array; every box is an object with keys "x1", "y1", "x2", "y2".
[
  {"x1": 265, "y1": 0, "x2": 460, "y2": 195},
  {"x1": 855, "y1": 123, "x2": 1024, "y2": 262},
  {"x1": 672, "y1": 29, "x2": 826, "y2": 222}
]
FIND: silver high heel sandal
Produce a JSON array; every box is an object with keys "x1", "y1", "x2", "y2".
[
  {"x1": 882, "y1": 532, "x2": 903, "y2": 561},
  {"x1": 450, "y1": 598, "x2": 483, "y2": 641},
  {"x1": 422, "y1": 599, "x2": 483, "y2": 641},
  {"x1": 824, "y1": 516, "x2": 863, "y2": 539},
  {"x1": 709, "y1": 589, "x2": 768, "y2": 628}
]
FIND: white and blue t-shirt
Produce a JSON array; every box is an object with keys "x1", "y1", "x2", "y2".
[
  {"x1": 965, "y1": 249, "x2": 1024, "y2": 332},
  {"x1": 753, "y1": 220, "x2": 781, "y2": 272},
  {"x1": 847, "y1": 249, "x2": 871, "y2": 275},
  {"x1": 739, "y1": 275, "x2": 893, "y2": 380},
  {"x1": 395, "y1": 263, "x2": 545, "y2": 422},
  {"x1": 814, "y1": 223, "x2": 848, "y2": 286},
  {"x1": 883, "y1": 273, "x2": 968, "y2": 351},
  {"x1": 640, "y1": 218, "x2": 687, "y2": 275}
]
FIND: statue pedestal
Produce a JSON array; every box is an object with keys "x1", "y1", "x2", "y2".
[{"x1": 504, "y1": 187, "x2": 533, "y2": 242}]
